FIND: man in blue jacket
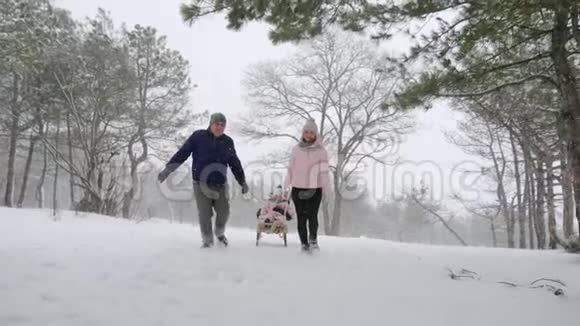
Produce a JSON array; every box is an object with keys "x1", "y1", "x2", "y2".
[{"x1": 158, "y1": 113, "x2": 249, "y2": 248}]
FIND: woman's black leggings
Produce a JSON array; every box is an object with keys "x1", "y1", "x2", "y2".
[{"x1": 291, "y1": 187, "x2": 322, "y2": 245}]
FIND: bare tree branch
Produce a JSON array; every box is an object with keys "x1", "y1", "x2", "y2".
[{"x1": 411, "y1": 194, "x2": 469, "y2": 246}]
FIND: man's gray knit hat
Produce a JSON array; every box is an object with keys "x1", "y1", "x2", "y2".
[{"x1": 210, "y1": 112, "x2": 226, "y2": 125}]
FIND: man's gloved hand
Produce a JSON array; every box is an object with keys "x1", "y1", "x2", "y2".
[
  {"x1": 241, "y1": 182, "x2": 249, "y2": 194},
  {"x1": 157, "y1": 168, "x2": 171, "y2": 183}
]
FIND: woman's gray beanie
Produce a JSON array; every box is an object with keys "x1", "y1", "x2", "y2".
[{"x1": 302, "y1": 119, "x2": 318, "y2": 134}]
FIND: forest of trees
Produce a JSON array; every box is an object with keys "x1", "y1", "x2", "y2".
[
  {"x1": 2, "y1": 0, "x2": 580, "y2": 252},
  {"x1": 0, "y1": 0, "x2": 204, "y2": 218},
  {"x1": 181, "y1": 0, "x2": 580, "y2": 252}
]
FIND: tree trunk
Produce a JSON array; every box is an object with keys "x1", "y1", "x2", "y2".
[
  {"x1": 545, "y1": 159, "x2": 559, "y2": 249},
  {"x1": 562, "y1": 139, "x2": 575, "y2": 239},
  {"x1": 4, "y1": 73, "x2": 20, "y2": 207},
  {"x1": 122, "y1": 189, "x2": 134, "y2": 219},
  {"x1": 52, "y1": 112, "x2": 61, "y2": 216},
  {"x1": 490, "y1": 215, "x2": 498, "y2": 247},
  {"x1": 327, "y1": 168, "x2": 341, "y2": 235},
  {"x1": 330, "y1": 192, "x2": 342, "y2": 235},
  {"x1": 78, "y1": 190, "x2": 102, "y2": 214},
  {"x1": 535, "y1": 161, "x2": 547, "y2": 249},
  {"x1": 490, "y1": 220, "x2": 497, "y2": 247},
  {"x1": 510, "y1": 131, "x2": 526, "y2": 248},
  {"x1": 66, "y1": 112, "x2": 75, "y2": 208},
  {"x1": 490, "y1": 131, "x2": 514, "y2": 248},
  {"x1": 321, "y1": 197, "x2": 332, "y2": 234},
  {"x1": 122, "y1": 159, "x2": 138, "y2": 219},
  {"x1": 17, "y1": 132, "x2": 38, "y2": 208},
  {"x1": 523, "y1": 141, "x2": 536, "y2": 249},
  {"x1": 510, "y1": 195, "x2": 517, "y2": 246},
  {"x1": 329, "y1": 162, "x2": 344, "y2": 235},
  {"x1": 123, "y1": 125, "x2": 149, "y2": 219},
  {"x1": 551, "y1": 3, "x2": 580, "y2": 241},
  {"x1": 36, "y1": 123, "x2": 47, "y2": 209},
  {"x1": 77, "y1": 153, "x2": 102, "y2": 214}
]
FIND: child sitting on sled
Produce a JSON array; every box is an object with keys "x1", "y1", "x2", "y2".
[{"x1": 256, "y1": 185, "x2": 294, "y2": 224}]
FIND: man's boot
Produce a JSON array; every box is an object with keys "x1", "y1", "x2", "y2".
[{"x1": 217, "y1": 235, "x2": 228, "y2": 247}]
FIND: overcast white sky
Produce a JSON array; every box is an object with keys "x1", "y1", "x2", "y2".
[{"x1": 54, "y1": 0, "x2": 483, "y2": 204}]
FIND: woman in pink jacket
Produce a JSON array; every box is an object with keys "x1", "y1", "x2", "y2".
[{"x1": 285, "y1": 119, "x2": 330, "y2": 251}]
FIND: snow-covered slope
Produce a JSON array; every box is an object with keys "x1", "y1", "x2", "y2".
[{"x1": 1, "y1": 207, "x2": 578, "y2": 326}]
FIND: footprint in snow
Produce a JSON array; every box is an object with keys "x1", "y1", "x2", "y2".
[
  {"x1": 97, "y1": 273, "x2": 111, "y2": 281},
  {"x1": 0, "y1": 314, "x2": 30, "y2": 324},
  {"x1": 64, "y1": 313, "x2": 80, "y2": 320},
  {"x1": 164, "y1": 297, "x2": 180, "y2": 305},
  {"x1": 40, "y1": 293, "x2": 59, "y2": 302},
  {"x1": 155, "y1": 278, "x2": 169, "y2": 285},
  {"x1": 42, "y1": 262, "x2": 67, "y2": 270}
]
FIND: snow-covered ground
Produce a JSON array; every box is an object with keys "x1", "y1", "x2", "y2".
[{"x1": 1, "y1": 207, "x2": 578, "y2": 326}]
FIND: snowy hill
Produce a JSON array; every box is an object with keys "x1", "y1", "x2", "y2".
[{"x1": 1, "y1": 207, "x2": 578, "y2": 326}]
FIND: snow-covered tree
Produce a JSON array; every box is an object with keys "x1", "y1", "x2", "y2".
[{"x1": 240, "y1": 30, "x2": 414, "y2": 235}]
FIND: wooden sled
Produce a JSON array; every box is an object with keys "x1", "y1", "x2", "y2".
[{"x1": 256, "y1": 220, "x2": 288, "y2": 247}]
